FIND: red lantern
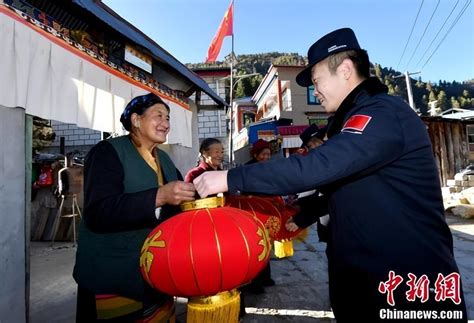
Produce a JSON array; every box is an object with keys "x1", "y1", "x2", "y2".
[
  {"x1": 140, "y1": 204, "x2": 271, "y2": 297},
  {"x1": 225, "y1": 195, "x2": 302, "y2": 241}
]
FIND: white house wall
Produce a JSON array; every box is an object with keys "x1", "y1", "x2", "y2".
[{"x1": 0, "y1": 5, "x2": 193, "y2": 148}]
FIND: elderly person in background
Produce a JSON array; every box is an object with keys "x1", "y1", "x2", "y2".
[
  {"x1": 246, "y1": 139, "x2": 272, "y2": 164},
  {"x1": 185, "y1": 138, "x2": 224, "y2": 183},
  {"x1": 73, "y1": 93, "x2": 195, "y2": 322}
]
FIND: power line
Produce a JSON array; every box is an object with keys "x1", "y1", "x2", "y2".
[
  {"x1": 421, "y1": 0, "x2": 472, "y2": 72},
  {"x1": 405, "y1": 0, "x2": 441, "y2": 70},
  {"x1": 415, "y1": 0, "x2": 460, "y2": 69},
  {"x1": 396, "y1": 0, "x2": 424, "y2": 70}
]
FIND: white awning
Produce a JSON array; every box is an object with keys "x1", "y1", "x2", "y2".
[
  {"x1": 0, "y1": 5, "x2": 192, "y2": 147},
  {"x1": 281, "y1": 136, "x2": 303, "y2": 148}
]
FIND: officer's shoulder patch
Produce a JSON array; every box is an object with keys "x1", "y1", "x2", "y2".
[{"x1": 342, "y1": 114, "x2": 372, "y2": 133}]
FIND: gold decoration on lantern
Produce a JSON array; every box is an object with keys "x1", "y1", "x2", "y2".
[
  {"x1": 266, "y1": 215, "x2": 281, "y2": 237},
  {"x1": 180, "y1": 196, "x2": 225, "y2": 211},
  {"x1": 140, "y1": 230, "x2": 166, "y2": 286},
  {"x1": 257, "y1": 227, "x2": 271, "y2": 262}
]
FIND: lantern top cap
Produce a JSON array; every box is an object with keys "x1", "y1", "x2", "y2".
[{"x1": 180, "y1": 196, "x2": 225, "y2": 212}]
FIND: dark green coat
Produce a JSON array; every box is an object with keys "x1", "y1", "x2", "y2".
[{"x1": 73, "y1": 136, "x2": 179, "y2": 300}]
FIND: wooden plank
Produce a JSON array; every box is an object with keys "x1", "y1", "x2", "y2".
[
  {"x1": 423, "y1": 119, "x2": 472, "y2": 185},
  {"x1": 431, "y1": 121, "x2": 443, "y2": 185},
  {"x1": 444, "y1": 121, "x2": 455, "y2": 180},
  {"x1": 451, "y1": 122, "x2": 463, "y2": 174},
  {"x1": 460, "y1": 123, "x2": 470, "y2": 167},
  {"x1": 439, "y1": 122, "x2": 449, "y2": 186}
]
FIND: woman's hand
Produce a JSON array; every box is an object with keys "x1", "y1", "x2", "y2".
[
  {"x1": 155, "y1": 181, "x2": 196, "y2": 206},
  {"x1": 285, "y1": 218, "x2": 300, "y2": 232}
]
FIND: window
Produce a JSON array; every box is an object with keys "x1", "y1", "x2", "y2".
[
  {"x1": 307, "y1": 85, "x2": 320, "y2": 105},
  {"x1": 242, "y1": 112, "x2": 255, "y2": 128},
  {"x1": 282, "y1": 88, "x2": 292, "y2": 111}
]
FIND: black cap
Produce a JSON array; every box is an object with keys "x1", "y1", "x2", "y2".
[
  {"x1": 300, "y1": 124, "x2": 326, "y2": 147},
  {"x1": 296, "y1": 28, "x2": 361, "y2": 87}
]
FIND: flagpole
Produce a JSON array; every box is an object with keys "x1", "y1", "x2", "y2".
[
  {"x1": 229, "y1": 45, "x2": 234, "y2": 166},
  {"x1": 205, "y1": 0, "x2": 234, "y2": 166},
  {"x1": 229, "y1": 0, "x2": 234, "y2": 167}
]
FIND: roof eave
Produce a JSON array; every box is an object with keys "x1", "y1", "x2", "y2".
[{"x1": 72, "y1": 0, "x2": 227, "y2": 107}]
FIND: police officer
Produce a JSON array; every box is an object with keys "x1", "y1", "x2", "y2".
[{"x1": 194, "y1": 28, "x2": 467, "y2": 322}]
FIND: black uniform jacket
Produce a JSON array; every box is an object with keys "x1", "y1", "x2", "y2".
[{"x1": 227, "y1": 78, "x2": 466, "y2": 320}]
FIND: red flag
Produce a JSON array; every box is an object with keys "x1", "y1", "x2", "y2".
[
  {"x1": 206, "y1": 1, "x2": 233, "y2": 63},
  {"x1": 342, "y1": 115, "x2": 372, "y2": 132}
]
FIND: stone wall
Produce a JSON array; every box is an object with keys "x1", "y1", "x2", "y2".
[{"x1": 197, "y1": 110, "x2": 227, "y2": 139}]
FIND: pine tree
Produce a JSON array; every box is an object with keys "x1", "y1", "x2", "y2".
[
  {"x1": 374, "y1": 63, "x2": 382, "y2": 80},
  {"x1": 438, "y1": 91, "x2": 448, "y2": 111},
  {"x1": 426, "y1": 82, "x2": 433, "y2": 92},
  {"x1": 451, "y1": 97, "x2": 460, "y2": 109}
]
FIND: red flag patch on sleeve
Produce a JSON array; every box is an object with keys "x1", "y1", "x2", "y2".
[{"x1": 342, "y1": 115, "x2": 372, "y2": 132}]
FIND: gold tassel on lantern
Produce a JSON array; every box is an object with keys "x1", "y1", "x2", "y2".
[
  {"x1": 274, "y1": 226, "x2": 309, "y2": 258},
  {"x1": 186, "y1": 289, "x2": 240, "y2": 323},
  {"x1": 294, "y1": 227, "x2": 309, "y2": 243},
  {"x1": 274, "y1": 239, "x2": 294, "y2": 258}
]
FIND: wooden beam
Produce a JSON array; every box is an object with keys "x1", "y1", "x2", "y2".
[{"x1": 445, "y1": 121, "x2": 454, "y2": 180}]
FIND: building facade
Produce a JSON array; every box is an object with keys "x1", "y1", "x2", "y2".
[
  {"x1": 253, "y1": 65, "x2": 328, "y2": 127},
  {"x1": 231, "y1": 64, "x2": 329, "y2": 164}
]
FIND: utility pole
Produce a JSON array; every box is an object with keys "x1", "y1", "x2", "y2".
[{"x1": 394, "y1": 71, "x2": 420, "y2": 111}]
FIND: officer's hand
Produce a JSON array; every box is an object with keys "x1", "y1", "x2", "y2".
[
  {"x1": 285, "y1": 218, "x2": 299, "y2": 232},
  {"x1": 156, "y1": 181, "x2": 196, "y2": 206},
  {"x1": 194, "y1": 171, "x2": 229, "y2": 198}
]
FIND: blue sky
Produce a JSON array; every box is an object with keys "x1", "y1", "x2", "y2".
[{"x1": 103, "y1": 0, "x2": 473, "y2": 83}]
